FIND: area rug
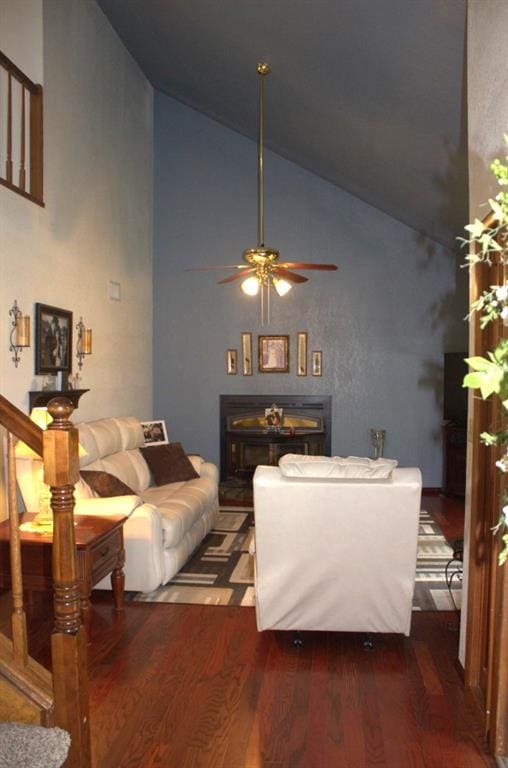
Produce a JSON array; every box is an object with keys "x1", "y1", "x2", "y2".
[{"x1": 132, "y1": 507, "x2": 461, "y2": 611}]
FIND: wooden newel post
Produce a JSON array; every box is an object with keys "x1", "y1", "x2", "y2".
[{"x1": 44, "y1": 397, "x2": 91, "y2": 768}]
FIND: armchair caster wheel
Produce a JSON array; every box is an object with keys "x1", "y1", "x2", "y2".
[
  {"x1": 292, "y1": 631, "x2": 304, "y2": 648},
  {"x1": 363, "y1": 633, "x2": 374, "y2": 651}
]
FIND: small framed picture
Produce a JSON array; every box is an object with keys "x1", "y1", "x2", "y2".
[
  {"x1": 265, "y1": 405, "x2": 283, "y2": 429},
  {"x1": 35, "y1": 303, "x2": 73, "y2": 374},
  {"x1": 296, "y1": 331, "x2": 308, "y2": 376},
  {"x1": 227, "y1": 349, "x2": 238, "y2": 375},
  {"x1": 311, "y1": 351, "x2": 323, "y2": 377},
  {"x1": 241, "y1": 332, "x2": 253, "y2": 376},
  {"x1": 258, "y1": 335, "x2": 290, "y2": 373},
  {"x1": 141, "y1": 420, "x2": 169, "y2": 445}
]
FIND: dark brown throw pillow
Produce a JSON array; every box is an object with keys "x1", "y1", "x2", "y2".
[
  {"x1": 140, "y1": 442, "x2": 199, "y2": 486},
  {"x1": 80, "y1": 470, "x2": 135, "y2": 497}
]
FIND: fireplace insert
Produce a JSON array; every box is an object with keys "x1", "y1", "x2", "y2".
[{"x1": 220, "y1": 395, "x2": 332, "y2": 482}]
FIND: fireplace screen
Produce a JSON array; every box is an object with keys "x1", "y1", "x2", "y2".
[{"x1": 221, "y1": 395, "x2": 331, "y2": 482}]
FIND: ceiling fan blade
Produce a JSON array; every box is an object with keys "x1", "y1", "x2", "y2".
[
  {"x1": 218, "y1": 268, "x2": 255, "y2": 284},
  {"x1": 278, "y1": 262, "x2": 338, "y2": 271},
  {"x1": 272, "y1": 267, "x2": 308, "y2": 283},
  {"x1": 185, "y1": 265, "x2": 245, "y2": 271}
]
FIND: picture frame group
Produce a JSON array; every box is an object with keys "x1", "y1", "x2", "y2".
[{"x1": 226, "y1": 332, "x2": 323, "y2": 376}]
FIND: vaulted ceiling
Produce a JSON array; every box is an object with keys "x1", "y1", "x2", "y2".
[{"x1": 97, "y1": 0, "x2": 468, "y2": 249}]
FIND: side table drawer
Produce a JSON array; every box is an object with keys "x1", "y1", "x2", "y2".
[{"x1": 89, "y1": 529, "x2": 123, "y2": 584}]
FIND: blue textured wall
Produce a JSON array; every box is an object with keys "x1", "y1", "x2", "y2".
[{"x1": 154, "y1": 93, "x2": 467, "y2": 486}]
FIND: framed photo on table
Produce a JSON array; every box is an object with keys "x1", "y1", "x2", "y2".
[
  {"x1": 141, "y1": 420, "x2": 169, "y2": 445},
  {"x1": 258, "y1": 335, "x2": 289, "y2": 373},
  {"x1": 35, "y1": 303, "x2": 73, "y2": 374}
]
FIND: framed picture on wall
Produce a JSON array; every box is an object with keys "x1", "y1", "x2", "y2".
[
  {"x1": 296, "y1": 331, "x2": 308, "y2": 376},
  {"x1": 241, "y1": 332, "x2": 253, "y2": 376},
  {"x1": 258, "y1": 335, "x2": 289, "y2": 373},
  {"x1": 311, "y1": 350, "x2": 323, "y2": 377},
  {"x1": 227, "y1": 349, "x2": 238, "y2": 375},
  {"x1": 35, "y1": 303, "x2": 73, "y2": 374}
]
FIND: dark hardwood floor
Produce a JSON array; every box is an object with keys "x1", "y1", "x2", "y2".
[
  {"x1": 2, "y1": 492, "x2": 483, "y2": 768},
  {"x1": 423, "y1": 491, "x2": 465, "y2": 542}
]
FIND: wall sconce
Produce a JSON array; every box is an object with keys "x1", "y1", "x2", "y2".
[
  {"x1": 9, "y1": 300, "x2": 31, "y2": 367},
  {"x1": 76, "y1": 317, "x2": 92, "y2": 370}
]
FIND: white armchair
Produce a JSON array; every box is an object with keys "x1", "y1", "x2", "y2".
[{"x1": 253, "y1": 462, "x2": 422, "y2": 636}]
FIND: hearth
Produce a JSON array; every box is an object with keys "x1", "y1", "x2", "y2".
[{"x1": 220, "y1": 395, "x2": 331, "y2": 482}]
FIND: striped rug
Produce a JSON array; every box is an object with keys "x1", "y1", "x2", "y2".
[{"x1": 132, "y1": 507, "x2": 461, "y2": 611}]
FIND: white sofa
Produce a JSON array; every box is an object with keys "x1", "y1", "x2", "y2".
[
  {"x1": 253, "y1": 461, "x2": 422, "y2": 636},
  {"x1": 16, "y1": 416, "x2": 219, "y2": 593}
]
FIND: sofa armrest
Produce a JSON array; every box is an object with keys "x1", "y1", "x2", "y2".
[
  {"x1": 198, "y1": 461, "x2": 219, "y2": 485},
  {"x1": 79, "y1": 497, "x2": 165, "y2": 593},
  {"x1": 74, "y1": 495, "x2": 142, "y2": 517}
]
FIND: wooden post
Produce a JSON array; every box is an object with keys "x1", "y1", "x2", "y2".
[
  {"x1": 6, "y1": 71, "x2": 13, "y2": 184},
  {"x1": 44, "y1": 398, "x2": 91, "y2": 768},
  {"x1": 7, "y1": 432, "x2": 28, "y2": 666},
  {"x1": 29, "y1": 85, "x2": 43, "y2": 202}
]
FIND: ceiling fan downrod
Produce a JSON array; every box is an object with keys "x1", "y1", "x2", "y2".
[{"x1": 257, "y1": 61, "x2": 270, "y2": 249}]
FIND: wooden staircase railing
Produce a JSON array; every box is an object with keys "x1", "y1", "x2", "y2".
[
  {"x1": 0, "y1": 49, "x2": 44, "y2": 206},
  {"x1": 0, "y1": 394, "x2": 91, "y2": 768}
]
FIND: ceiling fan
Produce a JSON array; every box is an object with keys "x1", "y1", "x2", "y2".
[{"x1": 187, "y1": 62, "x2": 338, "y2": 320}]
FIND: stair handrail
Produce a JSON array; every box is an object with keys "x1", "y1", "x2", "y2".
[
  {"x1": 0, "y1": 393, "x2": 91, "y2": 768},
  {"x1": 0, "y1": 394, "x2": 42, "y2": 455}
]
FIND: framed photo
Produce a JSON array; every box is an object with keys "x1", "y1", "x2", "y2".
[
  {"x1": 311, "y1": 350, "x2": 323, "y2": 377},
  {"x1": 227, "y1": 349, "x2": 238, "y2": 375},
  {"x1": 258, "y1": 335, "x2": 289, "y2": 373},
  {"x1": 296, "y1": 331, "x2": 308, "y2": 376},
  {"x1": 35, "y1": 303, "x2": 73, "y2": 374},
  {"x1": 141, "y1": 420, "x2": 169, "y2": 445},
  {"x1": 241, "y1": 332, "x2": 253, "y2": 376},
  {"x1": 265, "y1": 405, "x2": 283, "y2": 429}
]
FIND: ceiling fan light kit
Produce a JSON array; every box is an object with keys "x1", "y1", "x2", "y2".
[{"x1": 188, "y1": 62, "x2": 337, "y2": 323}]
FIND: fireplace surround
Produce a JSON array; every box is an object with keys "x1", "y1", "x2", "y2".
[{"x1": 220, "y1": 395, "x2": 332, "y2": 482}]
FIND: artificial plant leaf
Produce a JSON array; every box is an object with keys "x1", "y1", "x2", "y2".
[
  {"x1": 465, "y1": 356, "x2": 494, "y2": 371},
  {"x1": 489, "y1": 198, "x2": 504, "y2": 221},
  {"x1": 465, "y1": 219, "x2": 486, "y2": 238}
]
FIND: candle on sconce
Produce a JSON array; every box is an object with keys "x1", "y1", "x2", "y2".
[
  {"x1": 82, "y1": 328, "x2": 92, "y2": 355},
  {"x1": 16, "y1": 315, "x2": 31, "y2": 348}
]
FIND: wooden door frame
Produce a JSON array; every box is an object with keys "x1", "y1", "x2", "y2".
[{"x1": 464, "y1": 212, "x2": 508, "y2": 756}]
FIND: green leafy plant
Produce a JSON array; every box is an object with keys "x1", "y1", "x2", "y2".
[{"x1": 461, "y1": 136, "x2": 508, "y2": 566}]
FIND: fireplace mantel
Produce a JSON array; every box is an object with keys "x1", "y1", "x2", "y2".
[{"x1": 220, "y1": 395, "x2": 332, "y2": 482}]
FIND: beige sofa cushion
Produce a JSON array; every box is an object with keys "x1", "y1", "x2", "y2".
[{"x1": 142, "y1": 475, "x2": 217, "y2": 548}]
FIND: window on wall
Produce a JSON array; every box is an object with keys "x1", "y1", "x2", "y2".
[{"x1": 0, "y1": 49, "x2": 43, "y2": 206}]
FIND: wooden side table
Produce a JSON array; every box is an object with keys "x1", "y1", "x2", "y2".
[{"x1": 0, "y1": 513, "x2": 127, "y2": 634}]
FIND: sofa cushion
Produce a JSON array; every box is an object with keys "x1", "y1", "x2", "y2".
[
  {"x1": 142, "y1": 475, "x2": 217, "y2": 548},
  {"x1": 78, "y1": 420, "x2": 122, "y2": 466},
  {"x1": 140, "y1": 443, "x2": 199, "y2": 486},
  {"x1": 278, "y1": 454, "x2": 398, "y2": 479},
  {"x1": 77, "y1": 417, "x2": 145, "y2": 467},
  {"x1": 98, "y1": 449, "x2": 151, "y2": 494},
  {"x1": 81, "y1": 470, "x2": 135, "y2": 497},
  {"x1": 114, "y1": 416, "x2": 146, "y2": 451}
]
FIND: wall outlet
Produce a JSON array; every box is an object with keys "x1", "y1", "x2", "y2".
[{"x1": 108, "y1": 280, "x2": 121, "y2": 301}]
